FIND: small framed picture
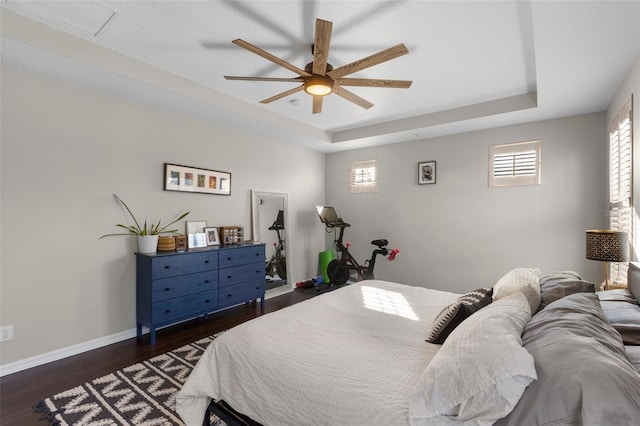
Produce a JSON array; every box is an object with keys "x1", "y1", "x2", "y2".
[
  {"x1": 186, "y1": 221, "x2": 207, "y2": 235},
  {"x1": 188, "y1": 233, "x2": 207, "y2": 249},
  {"x1": 418, "y1": 161, "x2": 436, "y2": 185},
  {"x1": 204, "y1": 227, "x2": 220, "y2": 246}
]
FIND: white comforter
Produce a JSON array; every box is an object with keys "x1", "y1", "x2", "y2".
[{"x1": 177, "y1": 280, "x2": 460, "y2": 426}]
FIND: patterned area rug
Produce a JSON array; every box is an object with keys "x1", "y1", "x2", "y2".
[{"x1": 35, "y1": 334, "x2": 225, "y2": 425}]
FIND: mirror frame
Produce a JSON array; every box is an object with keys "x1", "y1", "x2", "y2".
[{"x1": 251, "y1": 190, "x2": 293, "y2": 292}]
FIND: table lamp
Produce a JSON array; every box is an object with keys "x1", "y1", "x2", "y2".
[{"x1": 585, "y1": 230, "x2": 629, "y2": 290}]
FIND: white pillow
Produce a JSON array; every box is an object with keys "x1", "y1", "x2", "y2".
[
  {"x1": 493, "y1": 268, "x2": 541, "y2": 314},
  {"x1": 409, "y1": 292, "x2": 536, "y2": 426}
]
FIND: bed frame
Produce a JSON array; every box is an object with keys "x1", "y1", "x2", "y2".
[{"x1": 204, "y1": 400, "x2": 260, "y2": 426}]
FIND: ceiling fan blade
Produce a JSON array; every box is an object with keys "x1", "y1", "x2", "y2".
[
  {"x1": 224, "y1": 76, "x2": 304, "y2": 82},
  {"x1": 259, "y1": 85, "x2": 304, "y2": 104},
  {"x1": 312, "y1": 96, "x2": 323, "y2": 114},
  {"x1": 336, "y1": 78, "x2": 412, "y2": 88},
  {"x1": 332, "y1": 86, "x2": 374, "y2": 110},
  {"x1": 232, "y1": 39, "x2": 311, "y2": 77},
  {"x1": 313, "y1": 19, "x2": 333, "y2": 75},
  {"x1": 327, "y1": 43, "x2": 409, "y2": 80}
]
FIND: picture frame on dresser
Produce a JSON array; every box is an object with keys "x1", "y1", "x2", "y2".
[
  {"x1": 188, "y1": 233, "x2": 207, "y2": 248},
  {"x1": 186, "y1": 221, "x2": 208, "y2": 248},
  {"x1": 186, "y1": 220, "x2": 207, "y2": 235},
  {"x1": 205, "y1": 227, "x2": 220, "y2": 246}
]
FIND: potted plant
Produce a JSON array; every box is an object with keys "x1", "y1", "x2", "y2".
[{"x1": 100, "y1": 194, "x2": 190, "y2": 253}]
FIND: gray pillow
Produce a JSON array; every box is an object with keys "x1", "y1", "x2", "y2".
[
  {"x1": 600, "y1": 300, "x2": 640, "y2": 345},
  {"x1": 628, "y1": 262, "x2": 640, "y2": 304},
  {"x1": 538, "y1": 276, "x2": 595, "y2": 310},
  {"x1": 598, "y1": 288, "x2": 638, "y2": 304},
  {"x1": 496, "y1": 293, "x2": 640, "y2": 426}
]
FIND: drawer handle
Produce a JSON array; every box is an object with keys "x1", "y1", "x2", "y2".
[
  {"x1": 227, "y1": 257, "x2": 233, "y2": 261},
  {"x1": 255, "y1": 253, "x2": 260, "y2": 256},
  {"x1": 204, "y1": 299, "x2": 210, "y2": 304},
  {"x1": 164, "y1": 288, "x2": 171, "y2": 292},
  {"x1": 227, "y1": 275, "x2": 232, "y2": 279},
  {"x1": 255, "y1": 286, "x2": 260, "y2": 290},
  {"x1": 255, "y1": 269, "x2": 260, "y2": 273},
  {"x1": 227, "y1": 293, "x2": 233, "y2": 297},
  {"x1": 204, "y1": 280, "x2": 210, "y2": 284},
  {"x1": 165, "y1": 309, "x2": 171, "y2": 314},
  {"x1": 204, "y1": 260, "x2": 210, "y2": 264},
  {"x1": 164, "y1": 265, "x2": 171, "y2": 270}
]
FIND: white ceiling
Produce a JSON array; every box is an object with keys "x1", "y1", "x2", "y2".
[{"x1": 1, "y1": 1, "x2": 639, "y2": 153}]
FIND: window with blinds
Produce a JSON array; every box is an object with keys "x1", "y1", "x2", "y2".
[
  {"x1": 609, "y1": 97, "x2": 633, "y2": 284},
  {"x1": 350, "y1": 160, "x2": 377, "y2": 193},
  {"x1": 489, "y1": 140, "x2": 541, "y2": 187}
]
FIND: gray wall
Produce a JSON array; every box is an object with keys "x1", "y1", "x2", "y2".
[
  {"x1": 326, "y1": 113, "x2": 608, "y2": 293},
  {"x1": 0, "y1": 66, "x2": 325, "y2": 367}
]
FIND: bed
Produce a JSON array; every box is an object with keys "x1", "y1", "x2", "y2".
[{"x1": 177, "y1": 267, "x2": 640, "y2": 425}]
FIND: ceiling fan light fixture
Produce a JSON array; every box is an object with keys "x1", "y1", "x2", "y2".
[{"x1": 304, "y1": 75, "x2": 333, "y2": 96}]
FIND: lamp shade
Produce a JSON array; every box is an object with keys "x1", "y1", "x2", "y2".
[{"x1": 585, "y1": 230, "x2": 629, "y2": 262}]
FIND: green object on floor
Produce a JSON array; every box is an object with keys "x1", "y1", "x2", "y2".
[{"x1": 320, "y1": 250, "x2": 336, "y2": 282}]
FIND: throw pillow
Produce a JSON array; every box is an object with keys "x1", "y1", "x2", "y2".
[
  {"x1": 599, "y1": 299, "x2": 640, "y2": 345},
  {"x1": 493, "y1": 267, "x2": 541, "y2": 314},
  {"x1": 426, "y1": 288, "x2": 493, "y2": 344},
  {"x1": 411, "y1": 292, "x2": 536, "y2": 425}
]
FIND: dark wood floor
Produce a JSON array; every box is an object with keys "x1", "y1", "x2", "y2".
[{"x1": 0, "y1": 288, "x2": 316, "y2": 425}]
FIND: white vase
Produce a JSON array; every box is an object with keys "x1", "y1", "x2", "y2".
[{"x1": 137, "y1": 235, "x2": 159, "y2": 254}]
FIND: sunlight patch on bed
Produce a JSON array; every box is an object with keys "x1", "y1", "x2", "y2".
[{"x1": 361, "y1": 286, "x2": 419, "y2": 320}]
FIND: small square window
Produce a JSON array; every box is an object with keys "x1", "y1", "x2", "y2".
[
  {"x1": 350, "y1": 160, "x2": 377, "y2": 193},
  {"x1": 489, "y1": 140, "x2": 541, "y2": 187}
]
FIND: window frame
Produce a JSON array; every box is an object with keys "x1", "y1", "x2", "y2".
[
  {"x1": 609, "y1": 97, "x2": 633, "y2": 285},
  {"x1": 350, "y1": 160, "x2": 378, "y2": 193},
  {"x1": 489, "y1": 140, "x2": 541, "y2": 188}
]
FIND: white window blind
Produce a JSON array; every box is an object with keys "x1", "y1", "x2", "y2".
[
  {"x1": 350, "y1": 160, "x2": 377, "y2": 193},
  {"x1": 489, "y1": 140, "x2": 541, "y2": 187},
  {"x1": 609, "y1": 97, "x2": 633, "y2": 284}
]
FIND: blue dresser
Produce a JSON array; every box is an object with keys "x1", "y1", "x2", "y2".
[{"x1": 136, "y1": 243, "x2": 265, "y2": 344}]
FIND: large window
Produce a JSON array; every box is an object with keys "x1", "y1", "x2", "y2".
[
  {"x1": 609, "y1": 97, "x2": 633, "y2": 284},
  {"x1": 489, "y1": 140, "x2": 541, "y2": 187},
  {"x1": 350, "y1": 160, "x2": 377, "y2": 193}
]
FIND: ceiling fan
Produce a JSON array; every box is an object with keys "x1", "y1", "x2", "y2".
[{"x1": 224, "y1": 18, "x2": 412, "y2": 114}]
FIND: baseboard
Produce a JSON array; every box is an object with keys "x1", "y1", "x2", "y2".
[
  {"x1": 0, "y1": 289, "x2": 292, "y2": 377},
  {"x1": 0, "y1": 328, "x2": 138, "y2": 377}
]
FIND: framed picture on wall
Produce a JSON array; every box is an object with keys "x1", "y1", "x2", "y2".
[
  {"x1": 418, "y1": 161, "x2": 436, "y2": 185},
  {"x1": 164, "y1": 163, "x2": 231, "y2": 195}
]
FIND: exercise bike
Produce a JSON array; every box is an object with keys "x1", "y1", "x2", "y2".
[
  {"x1": 316, "y1": 206, "x2": 399, "y2": 287},
  {"x1": 265, "y1": 210, "x2": 286, "y2": 280}
]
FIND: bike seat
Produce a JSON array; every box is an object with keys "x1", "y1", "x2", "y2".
[{"x1": 371, "y1": 239, "x2": 388, "y2": 248}]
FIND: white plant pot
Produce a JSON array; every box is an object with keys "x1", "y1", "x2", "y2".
[{"x1": 137, "y1": 235, "x2": 159, "y2": 254}]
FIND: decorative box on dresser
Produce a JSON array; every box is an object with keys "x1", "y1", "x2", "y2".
[{"x1": 136, "y1": 243, "x2": 266, "y2": 344}]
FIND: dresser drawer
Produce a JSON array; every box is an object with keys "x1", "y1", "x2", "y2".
[
  {"x1": 152, "y1": 271, "x2": 218, "y2": 302},
  {"x1": 219, "y1": 245, "x2": 265, "y2": 268},
  {"x1": 219, "y1": 281, "x2": 265, "y2": 308},
  {"x1": 152, "y1": 290, "x2": 218, "y2": 323},
  {"x1": 219, "y1": 262, "x2": 264, "y2": 287},
  {"x1": 151, "y1": 251, "x2": 218, "y2": 279}
]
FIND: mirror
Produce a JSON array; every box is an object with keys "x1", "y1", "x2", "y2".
[{"x1": 251, "y1": 190, "x2": 292, "y2": 295}]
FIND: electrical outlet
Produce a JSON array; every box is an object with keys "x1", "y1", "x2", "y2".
[{"x1": 0, "y1": 325, "x2": 14, "y2": 342}]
